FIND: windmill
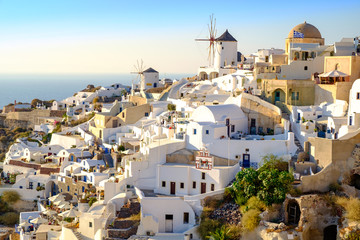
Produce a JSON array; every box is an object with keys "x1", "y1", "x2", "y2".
[
  {"x1": 130, "y1": 59, "x2": 146, "y2": 93},
  {"x1": 195, "y1": 14, "x2": 217, "y2": 67}
]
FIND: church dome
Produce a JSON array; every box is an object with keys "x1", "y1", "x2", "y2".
[{"x1": 288, "y1": 21, "x2": 322, "y2": 39}]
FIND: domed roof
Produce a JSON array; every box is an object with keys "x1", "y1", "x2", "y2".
[{"x1": 288, "y1": 21, "x2": 322, "y2": 39}]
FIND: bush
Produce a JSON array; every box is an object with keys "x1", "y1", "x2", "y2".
[
  {"x1": 118, "y1": 145, "x2": 125, "y2": 152},
  {"x1": 242, "y1": 209, "x2": 261, "y2": 231},
  {"x1": 329, "y1": 182, "x2": 343, "y2": 192},
  {"x1": 2, "y1": 191, "x2": 20, "y2": 203},
  {"x1": 288, "y1": 187, "x2": 302, "y2": 197},
  {"x1": 260, "y1": 154, "x2": 288, "y2": 172},
  {"x1": 241, "y1": 196, "x2": 266, "y2": 214},
  {"x1": 208, "y1": 225, "x2": 236, "y2": 240},
  {"x1": 88, "y1": 197, "x2": 97, "y2": 207},
  {"x1": 63, "y1": 217, "x2": 73, "y2": 223},
  {"x1": 167, "y1": 104, "x2": 176, "y2": 111},
  {"x1": 0, "y1": 212, "x2": 19, "y2": 225},
  {"x1": 197, "y1": 217, "x2": 221, "y2": 240},
  {"x1": 337, "y1": 197, "x2": 360, "y2": 221}
]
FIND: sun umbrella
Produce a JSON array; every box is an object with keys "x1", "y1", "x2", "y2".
[
  {"x1": 59, "y1": 208, "x2": 80, "y2": 218},
  {"x1": 30, "y1": 217, "x2": 48, "y2": 224},
  {"x1": 54, "y1": 200, "x2": 66, "y2": 206},
  {"x1": 49, "y1": 194, "x2": 65, "y2": 203},
  {"x1": 19, "y1": 221, "x2": 32, "y2": 227},
  {"x1": 58, "y1": 202, "x2": 71, "y2": 210},
  {"x1": 43, "y1": 209, "x2": 57, "y2": 216}
]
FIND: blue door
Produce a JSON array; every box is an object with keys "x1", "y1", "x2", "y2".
[
  {"x1": 318, "y1": 131, "x2": 326, "y2": 138},
  {"x1": 83, "y1": 176, "x2": 87, "y2": 182},
  {"x1": 275, "y1": 91, "x2": 280, "y2": 102},
  {"x1": 243, "y1": 154, "x2": 250, "y2": 168}
]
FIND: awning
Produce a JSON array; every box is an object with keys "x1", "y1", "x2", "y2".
[{"x1": 319, "y1": 70, "x2": 349, "y2": 78}]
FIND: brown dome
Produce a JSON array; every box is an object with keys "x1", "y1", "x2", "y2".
[{"x1": 288, "y1": 21, "x2": 322, "y2": 39}]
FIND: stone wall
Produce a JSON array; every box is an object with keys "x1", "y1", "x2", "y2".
[
  {"x1": 57, "y1": 176, "x2": 92, "y2": 196},
  {"x1": 240, "y1": 93, "x2": 282, "y2": 133},
  {"x1": 5, "y1": 109, "x2": 65, "y2": 128}
]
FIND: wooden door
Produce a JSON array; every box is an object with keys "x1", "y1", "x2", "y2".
[
  {"x1": 170, "y1": 182, "x2": 176, "y2": 195},
  {"x1": 201, "y1": 182, "x2": 206, "y2": 194}
]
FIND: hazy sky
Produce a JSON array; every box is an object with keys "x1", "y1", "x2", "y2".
[{"x1": 0, "y1": 0, "x2": 358, "y2": 74}]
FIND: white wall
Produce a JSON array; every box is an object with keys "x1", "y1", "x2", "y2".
[
  {"x1": 140, "y1": 197, "x2": 196, "y2": 234},
  {"x1": 214, "y1": 41, "x2": 237, "y2": 68},
  {"x1": 155, "y1": 164, "x2": 239, "y2": 196},
  {"x1": 187, "y1": 133, "x2": 296, "y2": 167}
]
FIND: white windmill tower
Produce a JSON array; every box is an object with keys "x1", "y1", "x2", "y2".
[
  {"x1": 195, "y1": 14, "x2": 217, "y2": 68},
  {"x1": 130, "y1": 60, "x2": 146, "y2": 95},
  {"x1": 131, "y1": 60, "x2": 159, "y2": 93}
]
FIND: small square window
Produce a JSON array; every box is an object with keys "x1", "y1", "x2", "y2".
[
  {"x1": 145, "y1": 112, "x2": 149, "y2": 117},
  {"x1": 202, "y1": 172, "x2": 205, "y2": 180},
  {"x1": 205, "y1": 130, "x2": 209, "y2": 135},
  {"x1": 89, "y1": 222, "x2": 92, "y2": 228},
  {"x1": 192, "y1": 181, "x2": 196, "y2": 189},
  {"x1": 162, "y1": 181, "x2": 166, "y2": 187},
  {"x1": 211, "y1": 184, "x2": 215, "y2": 191},
  {"x1": 180, "y1": 182, "x2": 184, "y2": 188},
  {"x1": 304, "y1": 66, "x2": 308, "y2": 71}
]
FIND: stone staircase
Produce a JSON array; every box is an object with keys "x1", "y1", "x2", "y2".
[
  {"x1": 73, "y1": 230, "x2": 84, "y2": 240},
  {"x1": 105, "y1": 198, "x2": 141, "y2": 240}
]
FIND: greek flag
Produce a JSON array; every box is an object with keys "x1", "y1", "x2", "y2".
[{"x1": 293, "y1": 30, "x2": 304, "y2": 38}]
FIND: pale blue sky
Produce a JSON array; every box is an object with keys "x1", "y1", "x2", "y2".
[{"x1": 0, "y1": 0, "x2": 358, "y2": 74}]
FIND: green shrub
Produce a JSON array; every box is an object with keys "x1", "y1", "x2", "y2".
[
  {"x1": 167, "y1": 104, "x2": 176, "y2": 111},
  {"x1": 329, "y1": 182, "x2": 343, "y2": 192},
  {"x1": 0, "y1": 212, "x2": 19, "y2": 225},
  {"x1": 2, "y1": 190, "x2": 20, "y2": 203},
  {"x1": 118, "y1": 145, "x2": 125, "y2": 152},
  {"x1": 63, "y1": 217, "x2": 73, "y2": 223},
  {"x1": 337, "y1": 197, "x2": 360, "y2": 221},
  {"x1": 288, "y1": 187, "x2": 302, "y2": 197},
  {"x1": 242, "y1": 209, "x2": 261, "y2": 231},
  {"x1": 241, "y1": 196, "x2": 266, "y2": 214},
  {"x1": 259, "y1": 154, "x2": 288, "y2": 172},
  {"x1": 197, "y1": 217, "x2": 221, "y2": 240},
  {"x1": 88, "y1": 197, "x2": 97, "y2": 207},
  {"x1": 207, "y1": 225, "x2": 235, "y2": 240}
]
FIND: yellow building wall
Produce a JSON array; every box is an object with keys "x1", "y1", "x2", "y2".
[{"x1": 118, "y1": 104, "x2": 152, "y2": 125}]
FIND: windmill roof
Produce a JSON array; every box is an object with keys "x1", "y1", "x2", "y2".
[
  {"x1": 143, "y1": 67, "x2": 158, "y2": 73},
  {"x1": 216, "y1": 30, "x2": 237, "y2": 42}
]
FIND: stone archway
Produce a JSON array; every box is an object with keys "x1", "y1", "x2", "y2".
[
  {"x1": 323, "y1": 225, "x2": 337, "y2": 240},
  {"x1": 45, "y1": 180, "x2": 58, "y2": 198},
  {"x1": 286, "y1": 200, "x2": 300, "y2": 225},
  {"x1": 209, "y1": 72, "x2": 219, "y2": 80},
  {"x1": 271, "y1": 88, "x2": 286, "y2": 104},
  {"x1": 199, "y1": 72, "x2": 208, "y2": 80}
]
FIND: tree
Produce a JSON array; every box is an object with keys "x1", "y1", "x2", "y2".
[{"x1": 228, "y1": 154, "x2": 293, "y2": 206}]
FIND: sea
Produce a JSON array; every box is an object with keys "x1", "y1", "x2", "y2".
[{"x1": 0, "y1": 73, "x2": 192, "y2": 109}]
